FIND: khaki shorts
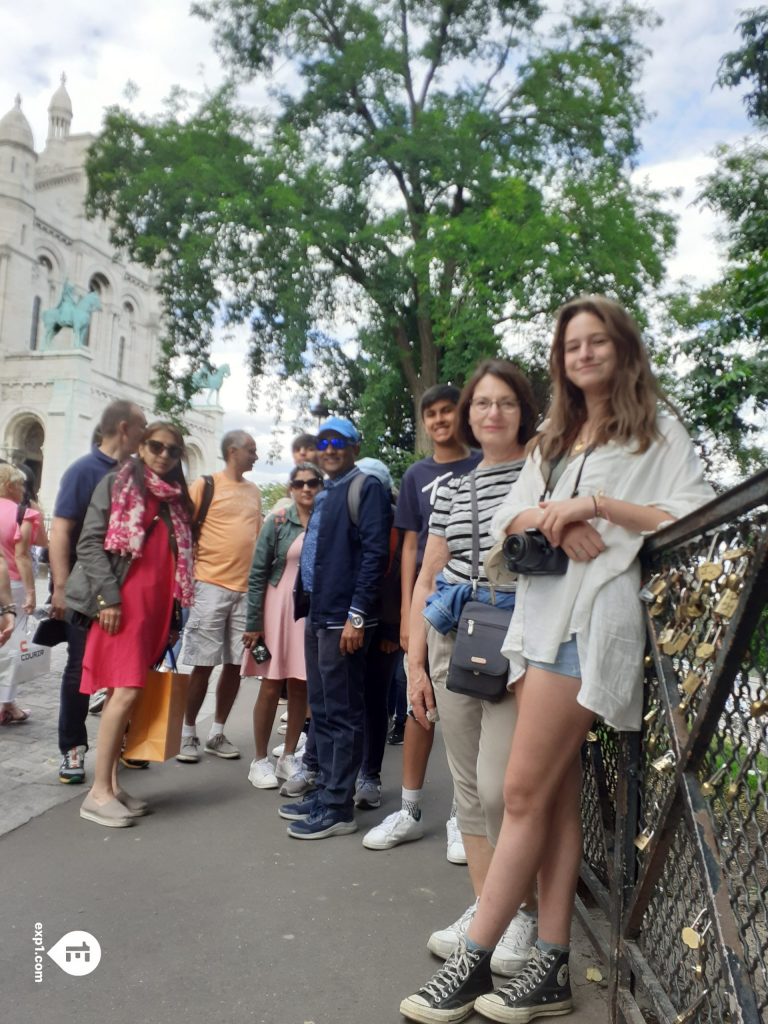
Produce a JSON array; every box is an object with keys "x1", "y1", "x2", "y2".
[{"x1": 179, "y1": 581, "x2": 248, "y2": 667}]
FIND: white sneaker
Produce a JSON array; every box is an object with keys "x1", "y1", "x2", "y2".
[
  {"x1": 247, "y1": 757, "x2": 279, "y2": 789},
  {"x1": 275, "y1": 752, "x2": 302, "y2": 782},
  {"x1": 362, "y1": 809, "x2": 425, "y2": 850},
  {"x1": 272, "y1": 732, "x2": 307, "y2": 758},
  {"x1": 277, "y1": 722, "x2": 287, "y2": 735},
  {"x1": 446, "y1": 814, "x2": 467, "y2": 864},
  {"x1": 427, "y1": 899, "x2": 479, "y2": 959},
  {"x1": 491, "y1": 912, "x2": 539, "y2": 976},
  {"x1": 280, "y1": 710, "x2": 288, "y2": 723}
]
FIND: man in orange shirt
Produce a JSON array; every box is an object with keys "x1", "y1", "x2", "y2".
[{"x1": 177, "y1": 430, "x2": 262, "y2": 762}]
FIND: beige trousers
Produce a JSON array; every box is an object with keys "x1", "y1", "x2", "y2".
[{"x1": 427, "y1": 623, "x2": 517, "y2": 844}]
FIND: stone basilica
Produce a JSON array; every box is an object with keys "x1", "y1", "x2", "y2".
[{"x1": 0, "y1": 77, "x2": 222, "y2": 514}]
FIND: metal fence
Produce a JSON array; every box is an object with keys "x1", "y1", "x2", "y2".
[{"x1": 577, "y1": 468, "x2": 768, "y2": 1024}]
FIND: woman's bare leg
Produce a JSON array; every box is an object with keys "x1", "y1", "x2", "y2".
[
  {"x1": 252, "y1": 677, "x2": 282, "y2": 759},
  {"x1": 89, "y1": 687, "x2": 142, "y2": 804},
  {"x1": 467, "y1": 668, "x2": 594, "y2": 949},
  {"x1": 284, "y1": 678, "x2": 307, "y2": 756},
  {"x1": 536, "y1": 752, "x2": 584, "y2": 944}
]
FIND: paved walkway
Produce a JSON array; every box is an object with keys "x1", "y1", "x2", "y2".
[{"x1": 1, "y1": 602, "x2": 610, "y2": 1024}]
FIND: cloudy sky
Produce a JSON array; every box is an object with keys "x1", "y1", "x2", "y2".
[{"x1": 0, "y1": 0, "x2": 753, "y2": 482}]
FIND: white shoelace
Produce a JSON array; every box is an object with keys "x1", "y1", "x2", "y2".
[{"x1": 422, "y1": 946, "x2": 483, "y2": 1001}]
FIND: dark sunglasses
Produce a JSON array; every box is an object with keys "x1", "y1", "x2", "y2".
[
  {"x1": 146, "y1": 439, "x2": 183, "y2": 460},
  {"x1": 316, "y1": 437, "x2": 351, "y2": 451},
  {"x1": 290, "y1": 478, "x2": 322, "y2": 490}
]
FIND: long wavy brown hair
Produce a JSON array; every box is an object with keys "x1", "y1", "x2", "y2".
[{"x1": 537, "y1": 296, "x2": 664, "y2": 462}]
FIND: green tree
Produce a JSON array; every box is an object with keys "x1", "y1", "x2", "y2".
[
  {"x1": 86, "y1": 0, "x2": 675, "y2": 453},
  {"x1": 668, "y1": 7, "x2": 768, "y2": 473}
]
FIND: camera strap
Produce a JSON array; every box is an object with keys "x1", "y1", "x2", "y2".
[{"x1": 539, "y1": 446, "x2": 594, "y2": 502}]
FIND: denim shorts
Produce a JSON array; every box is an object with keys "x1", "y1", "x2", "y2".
[{"x1": 527, "y1": 636, "x2": 581, "y2": 678}]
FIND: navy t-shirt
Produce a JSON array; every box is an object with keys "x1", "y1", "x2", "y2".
[
  {"x1": 53, "y1": 447, "x2": 118, "y2": 567},
  {"x1": 394, "y1": 451, "x2": 481, "y2": 567}
]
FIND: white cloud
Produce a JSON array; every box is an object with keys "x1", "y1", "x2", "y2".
[{"x1": 0, "y1": 0, "x2": 754, "y2": 439}]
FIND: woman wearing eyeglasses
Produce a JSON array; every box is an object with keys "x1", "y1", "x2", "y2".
[
  {"x1": 65, "y1": 422, "x2": 194, "y2": 828},
  {"x1": 406, "y1": 359, "x2": 540, "y2": 978},
  {"x1": 242, "y1": 462, "x2": 323, "y2": 791}
]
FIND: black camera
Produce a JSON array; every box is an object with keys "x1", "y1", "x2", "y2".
[
  {"x1": 252, "y1": 640, "x2": 272, "y2": 664},
  {"x1": 502, "y1": 529, "x2": 568, "y2": 576}
]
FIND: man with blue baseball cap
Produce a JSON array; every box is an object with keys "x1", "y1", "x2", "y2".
[{"x1": 279, "y1": 416, "x2": 393, "y2": 839}]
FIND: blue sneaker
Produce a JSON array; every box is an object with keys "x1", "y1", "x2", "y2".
[
  {"x1": 287, "y1": 809, "x2": 358, "y2": 840},
  {"x1": 278, "y1": 791, "x2": 321, "y2": 821}
]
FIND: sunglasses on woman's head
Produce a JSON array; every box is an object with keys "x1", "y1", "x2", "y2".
[
  {"x1": 316, "y1": 436, "x2": 350, "y2": 451},
  {"x1": 146, "y1": 439, "x2": 183, "y2": 460},
  {"x1": 290, "y1": 478, "x2": 322, "y2": 490}
]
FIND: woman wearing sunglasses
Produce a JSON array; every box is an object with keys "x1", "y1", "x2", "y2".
[
  {"x1": 242, "y1": 462, "x2": 323, "y2": 790},
  {"x1": 65, "y1": 422, "x2": 195, "y2": 828}
]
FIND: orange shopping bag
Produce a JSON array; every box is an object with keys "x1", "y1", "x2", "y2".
[{"x1": 123, "y1": 667, "x2": 190, "y2": 762}]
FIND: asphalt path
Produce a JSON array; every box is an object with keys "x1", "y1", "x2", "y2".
[{"x1": 1, "y1": 648, "x2": 610, "y2": 1024}]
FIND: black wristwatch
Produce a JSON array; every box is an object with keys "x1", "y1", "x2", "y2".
[{"x1": 348, "y1": 613, "x2": 365, "y2": 630}]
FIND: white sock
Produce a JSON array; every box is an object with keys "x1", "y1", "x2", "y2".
[
  {"x1": 402, "y1": 787, "x2": 423, "y2": 820},
  {"x1": 208, "y1": 722, "x2": 224, "y2": 739},
  {"x1": 181, "y1": 724, "x2": 197, "y2": 738}
]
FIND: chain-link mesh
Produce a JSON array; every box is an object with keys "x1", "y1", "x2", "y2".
[{"x1": 578, "y1": 482, "x2": 768, "y2": 1022}]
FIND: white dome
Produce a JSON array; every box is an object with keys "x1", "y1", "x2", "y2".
[
  {"x1": 0, "y1": 95, "x2": 34, "y2": 150},
  {"x1": 49, "y1": 73, "x2": 73, "y2": 115}
]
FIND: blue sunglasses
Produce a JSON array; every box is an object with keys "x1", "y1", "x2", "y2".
[{"x1": 316, "y1": 437, "x2": 352, "y2": 451}]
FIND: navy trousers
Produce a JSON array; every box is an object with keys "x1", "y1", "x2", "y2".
[
  {"x1": 58, "y1": 620, "x2": 90, "y2": 754},
  {"x1": 304, "y1": 621, "x2": 372, "y2": 816}
]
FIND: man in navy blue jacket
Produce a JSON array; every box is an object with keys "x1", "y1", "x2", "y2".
[{"x1": 281, "y1": 416, "x2": 392, "y2": 839}]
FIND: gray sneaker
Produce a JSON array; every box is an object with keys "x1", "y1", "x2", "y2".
[
  {"x1": 354, "y1": 776, "x2": 382, "y2": 809},
  {"x1": 280, "y1": 767, "x2": 318, "y2": 798},
  {"x1": 176, "y1": 735, "x2": 201, "y2": 763},
  {"x1": 205, "y1": 734, "x2": 241, "y2": 759}
]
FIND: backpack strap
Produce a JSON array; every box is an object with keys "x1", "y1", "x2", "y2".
[
  {"x1": 346, "y1": 471, "x2": 365, "y2": 527},
  {"x1": 192, "y1": 474, "x2": 214, "y2": 540}
]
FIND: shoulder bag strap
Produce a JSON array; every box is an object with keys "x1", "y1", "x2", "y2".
[{"x1": 468, "y1": 471, "x2": 480, "y2": 598}]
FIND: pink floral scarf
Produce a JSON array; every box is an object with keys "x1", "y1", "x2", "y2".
[{"x1": 104, "y1": 461, "x2": 195, "y2": 606}]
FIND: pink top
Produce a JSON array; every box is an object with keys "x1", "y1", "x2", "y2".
[{"x1": 0, "y1": 498, "x2": 41, "y2": 580}]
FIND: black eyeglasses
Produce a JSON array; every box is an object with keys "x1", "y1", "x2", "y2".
[
  {"x1": 316, "y1": 437, "x2": 351, "y2": 451},
  {"x1": 146, "y1": 439, "x2": 183, "y2": 460},
  {"x1": 290, "y1": 478, "x2": 322, "y2": 490}
]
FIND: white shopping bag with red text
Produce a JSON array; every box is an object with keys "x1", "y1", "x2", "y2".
[{"x1": 0, "y1": 613, "x2": 51, "y2": 698}]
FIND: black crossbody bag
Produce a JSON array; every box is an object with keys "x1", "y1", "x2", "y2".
[{"x1": 446, "y1": 472, "x2": 512, "y2": 702}]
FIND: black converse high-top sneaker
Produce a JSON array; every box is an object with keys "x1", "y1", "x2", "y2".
[
  {"x1": 400, "y1": 939, "x2": 495, "y2": 1023},
  {"x1": 474, "y1": 945, "x2": 573, "y2": 1022}
]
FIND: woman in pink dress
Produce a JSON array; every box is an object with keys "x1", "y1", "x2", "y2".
[
  {"x1": 65, "y1": 422, "x2": 195, "y2": 828},
  {"x1": 242, "y1": 462, "x2": 323, "y2": 791},
  {"x1": 0, "y1": 464, "x2": 41, "y2": 723}
]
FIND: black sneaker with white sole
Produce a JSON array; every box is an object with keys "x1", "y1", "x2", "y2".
[
  {"x1": 400, "y1": 940, "x2": 494, "y2": 1023},
  {"x1": 474, "y1": 945, "x2": 573, "y2": 1023}
]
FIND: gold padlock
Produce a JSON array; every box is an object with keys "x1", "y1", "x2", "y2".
[
  {"x1": 634, "y1": 827, "x2": 652, "y2": 851},
  {"x1": 696, "y1": 561, "x2": 721, "y2": 582},
  {"x1": 750, "y1": 699, "x2": 768, "y2": 718},
  {"x1": 681, "y1": 670, "x2": 703, "y2": 697},
  {"x1": 651, "y1": 750, "x2": 676, "y2": 773},
  {"x1": 701, "y1": 765, "x2": 726, "y2": 798},
  {"x1": 643, "y1": 703, "x2": 660, "y2": 724},
  {"x1": 722, "y1": 546, "x2": 748, "y2": 560},
  {"x1": 714, "y1": 588, "x2": 739, "y2": 619}
]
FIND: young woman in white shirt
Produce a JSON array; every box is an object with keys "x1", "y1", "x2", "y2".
[{"x1": 400, "y1": 296, "x2": 715, "y2": 1024}]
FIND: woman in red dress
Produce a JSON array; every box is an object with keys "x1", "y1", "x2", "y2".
[{"x1": 65, "y1": 422, "x2": 194, "y2": 828}]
